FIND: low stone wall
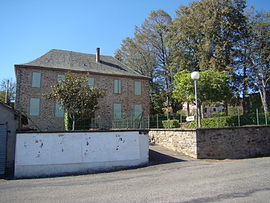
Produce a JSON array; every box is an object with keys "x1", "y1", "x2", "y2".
[
  {"x1": 149, "y1": 129, "x2": 197, "y2": 158},
  {"x1": 149, "y1": 126, "x2": 270, "y2": 159},
  {"x1": 197, "y1": 126, "x2": 270, "y2": 159}
]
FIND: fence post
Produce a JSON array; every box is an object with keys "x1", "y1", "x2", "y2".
[
  {"x1": 156, "y1": 114, "x2": 159, "y2": 128},
  {"x1": 148, "y1": 115, "x2": 150, "y2": 129},
  {"x1": 256, "y1": 108, "x2": 259, "y2": 125},
  {"x1": 265, "y1": 111, "x2": 268, "y2": 125},
  {"x1": 237, "y1": 109, "x2": 240, "y2": 126}
]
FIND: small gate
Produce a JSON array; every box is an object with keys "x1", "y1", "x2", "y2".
[{"x1": 0, "y1": 124, "x2": 7, "y2": 175}]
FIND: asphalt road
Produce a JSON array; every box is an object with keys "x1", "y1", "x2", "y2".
[{"x1": 1, "y1": 145, "x2": 270, "y2": 203}]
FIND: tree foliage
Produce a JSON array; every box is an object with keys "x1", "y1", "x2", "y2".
[
  {"x1": 44, "y1": 72, "x2": 105, "y2": 130},
  {"x1": 173, "y1": 70, "x2": 233, "y2": 106},
  {"x1": 116, "y1": 0, "x2": 270, "y2": 114}
]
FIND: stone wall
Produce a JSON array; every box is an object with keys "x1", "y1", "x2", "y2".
[
  {"x1": 197, "y1": 126, "x2": 270, "y2": 159},
  {"x1": 149, "y1": 129, "x2": 197, "y2": 158},
  {"x1": 15, "y1": 66, "x2": 150, "y2": 131},
  {"x1": 149, "y1": 126, "x2": 270, "y2": 159}
]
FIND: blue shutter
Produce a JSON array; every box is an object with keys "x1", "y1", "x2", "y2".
[
  {"x1": 88, "y1": 77, "x2": 95, "y2": 88},
  {"x1": 57, "y1": 74, "x2": 65, "y2": 82},
  {"x1": 32, "y1": 72, "x2": 41, "y2": 87},
  {"x1": 55, "y1": 102, "x2": 64, "y2": 117},
  {"x1": 30, "y1": 98, "x2": 40, "y2": 116},
  {"x1": 114, "y1": 79, "x2": 121, "y2": 93},
  {"x1": 134, "y1": 104, "x2": 143, "y2": 120},
  {"x1": 113, "y1": 104, "x2": 122, "y2": 120},
  {"x1": 135, "y1": 81, "x2": 142, "y2": 95}
]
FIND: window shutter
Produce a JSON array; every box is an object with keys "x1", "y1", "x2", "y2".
[
  {"x1": 32, "y1": 72, "x2": 41, "y2": 87},
  {"x1": 113, "y1": 104, "x2": 122, "y2": 120},
  {"x1": 57, "y1": 74, "x2": 65, "y2": 82},
  {"x1": 30, "y1": 98, "x2": 40, "y2": 116},
  {"x1": 88, "y1": 77, "x2": 95, "y2": 88},
  {"x1": 134, "y1": 104, "x2": 143, "y2": 120},
  {"x1": 114, "y1": 79, "x2": 121, "y2": 93},
  {"x1": 134, "y1": 81, "x2": 142, "y2": 95},
  {"x1": 55, "y1": 102, "x2": 64, "y2": 117}
]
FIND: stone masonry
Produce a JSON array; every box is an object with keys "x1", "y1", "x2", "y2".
[
  {"x1": 149, "y1": 126, "x2": 270, "y2": 159},
  {"x1": 15, "y1": 50, "x2": 150, "y2": 131}
]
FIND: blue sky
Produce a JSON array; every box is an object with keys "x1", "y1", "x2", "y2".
[{"x1": 0, "y1": 0, "x2": 269, "y2": 82}]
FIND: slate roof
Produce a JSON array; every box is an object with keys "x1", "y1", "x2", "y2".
[{"x1": 16, "y1": 49, "x2": 149, "y2": 79}]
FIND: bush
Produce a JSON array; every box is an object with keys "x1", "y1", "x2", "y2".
[
  {"x1": 162, "y1": 120, "x2": 180, "y2": 128},
  {"x1": 64, "y1": 112, "x2": 93, "y2": 130},
  {"x1": 183, "y1": 113, "x2": 270, "y2": 129}
]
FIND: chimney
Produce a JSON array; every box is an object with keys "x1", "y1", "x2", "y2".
[{"x1": 96, "y1": 48, "x2": 100, "y2": 63}]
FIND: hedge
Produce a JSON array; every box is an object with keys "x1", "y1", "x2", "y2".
[
  {"x1": 162, "y1": 120, "x2": 180, "y2": 128},
  {"x1": 184, "y1": 113, "x2": 270, "y2": 128},
  {"x1": 64, "y1": 112, "x2": 92, "y2": 130}
]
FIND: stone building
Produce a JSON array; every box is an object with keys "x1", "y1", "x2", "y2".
[{"x1": 15, "y1": 48, "x2": 150, "y2": 131}]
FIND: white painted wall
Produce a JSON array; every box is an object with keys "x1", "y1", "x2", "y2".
[{"x1": 15, "y1": 131, "x2": 148, "y2": 178}]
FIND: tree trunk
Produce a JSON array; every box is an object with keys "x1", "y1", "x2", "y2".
[
  {"x1": 72, "y1": 119, "x2": 76, "y2": 131},
  {"x1": 259, "y1": 88, "x2": 269, "y2": 113},
  {"x1": 187, "y1": 102, "x2": 190, "y2": 116}
]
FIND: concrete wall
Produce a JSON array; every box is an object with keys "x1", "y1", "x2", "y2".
[
  {"x1": 15, "y1": 67, "x2": 150, "y2": 131},
  {"x1": 149, "y1": 126, "x2": 270, "y2": 159},
  {"x1": 0, "y1": 104, "x2": 19, "y2": 175},
  {"x1": 15, "y1": 131, "x2": 148, "y2": 178}
]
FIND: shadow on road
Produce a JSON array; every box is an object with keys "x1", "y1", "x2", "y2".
[{"x1": 149, "y1": 149, "x2": 186, "y2": 166}]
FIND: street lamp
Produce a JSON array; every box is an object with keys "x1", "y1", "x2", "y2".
[{"x1": 191, "y1": 71, "x2": 201, "y2": 128}]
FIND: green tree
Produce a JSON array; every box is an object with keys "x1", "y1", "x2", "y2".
[
  {"x1": 173, "y1": 70, "x2": 233, "y2": 115},
  {"x1": 44, "y1": 72, "x2": 105, "y2": 130},
  {"x1": 171, "y1": 0, "x2": 247, "y2": 71},
  {"x1": 115, "y1": 10, "x2": 177, "y2": 114},
  {"x1": 249, "y1": 11, "x2": 270, "y2": 113}
]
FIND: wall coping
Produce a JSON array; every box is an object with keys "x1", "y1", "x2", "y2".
[{"x1": 16, "y1": 129, "x2": 149, "y2": 134}]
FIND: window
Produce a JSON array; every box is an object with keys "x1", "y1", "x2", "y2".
[
  {"x1": 57, "y1": 74, "x2": 65, "y2": 82},
  {"x1": 113, "y1": 104, "x2": 122, "y2": 120},
  {"x1": 134, "y1": 104, "x2": 143, "y2": 120},
  {"x1": 88, "y1": 77, "x2": 95, "y2": 88},
  {"x1": 32, "y1": 72, "x2": 41, "y2": 87},
  {"x1": 213, "y1": 108, "x2": 216, "y2": 112},
  {"x1": 134, "y1": 81, "x2": 142, "y2": 96},
  {"x1": 29, "y1": 98, "x2": 40, "y2": 116},
  {"x1": 113, "y1": 79, "x2": 121, "y2": 94},
  {"x1": 55, "y1": 102, "x2": 64, "y2": 117}
]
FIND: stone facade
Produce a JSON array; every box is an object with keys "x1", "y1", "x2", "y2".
[
  {"x1": 15, "y1": 66, "x2": 150, "y2": 131},
  {"x1": 149, "y1": 126, "x2": 270, "y2": 159}
]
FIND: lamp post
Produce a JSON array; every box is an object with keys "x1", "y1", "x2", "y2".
[{"x1": 191, "y1": 71, "x2": 201, "y2": 128}]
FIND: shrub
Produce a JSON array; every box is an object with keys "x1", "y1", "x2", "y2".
[
  {"x1": 183, "y1": 114, "x2": 270, "y2": 129},
  {"x1": 162, "y1": 120, "x2": 180, "y2": 128},
  {"x1": 64, "y1": 112, "x2": 92, "y2": 130}
]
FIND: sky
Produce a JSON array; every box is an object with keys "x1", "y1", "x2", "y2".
[{"x1": 0, "y1": 0, "x2": 269, "y2": 83}]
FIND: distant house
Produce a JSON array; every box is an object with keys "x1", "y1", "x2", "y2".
[
  {"x1": 15, "y1": 48, "x2": 150, "y2": 131},
  {"x1": 182, "y1": 102, "x2": 225, "y2": 117}
]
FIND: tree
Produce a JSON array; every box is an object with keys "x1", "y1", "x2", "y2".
[
  {"x1": 173, "y1": 70, "x2": 233, "y2": 116},
  {"x1": 44, "y1": 72, "x2": 105, "y2": 130},
  {"x1": 171, "y1": 0, "x2": 247, "y2": 71},
  {"x1": 0, "y1": 78, "x2": 16, "y2": 104},
  {"x1": 115, "y1": 10, "x2": 177, "y2": 114},
  {"x1": 249, "y1": 11, "x2": 270, "y2": 113}
]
